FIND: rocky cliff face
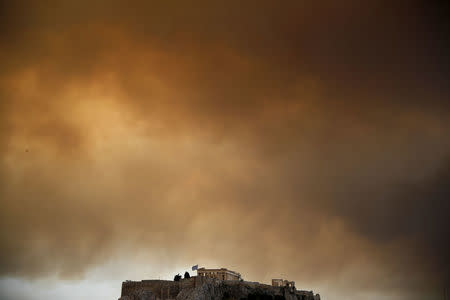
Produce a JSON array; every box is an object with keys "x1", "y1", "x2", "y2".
[{"x1": 119, "y1": 278, "x2": 319, "y2": 300}]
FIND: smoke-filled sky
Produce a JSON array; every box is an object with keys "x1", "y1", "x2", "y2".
[{"x1": 1, "y1": 1, "x2": 449, "y2": 299}]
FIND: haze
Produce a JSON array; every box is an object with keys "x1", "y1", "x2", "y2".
[{"x1": 1, "y1": 1, "x2": 449, "y2": 299}]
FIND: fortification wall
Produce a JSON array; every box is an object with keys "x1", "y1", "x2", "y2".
[
  {"x1": 120, "y1": 277, "x2": 318, "y2": 300},
  {"x1": 121, "y1": 277, "x2": 198, "y2": 300}
]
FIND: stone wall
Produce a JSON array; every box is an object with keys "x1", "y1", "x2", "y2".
[
  {"x1": 121, "y1": 278, "x2": 197, "y2": 300},
  {"x1": 120, "y1": 277, "x2": 319, "y2": 300}
]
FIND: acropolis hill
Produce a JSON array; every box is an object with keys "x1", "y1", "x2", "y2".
[{"x1": 119, "y1": 267, "x2": 321, "y2": 300}]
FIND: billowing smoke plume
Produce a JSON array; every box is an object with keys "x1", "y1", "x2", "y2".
[{"x1": 1, "y1": 1, "x2": 449, "y2": 299}]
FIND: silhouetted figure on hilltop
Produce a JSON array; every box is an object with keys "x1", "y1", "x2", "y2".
[
  {"x1": 184, "y1": 271, "x2": 190, "y2": 279},
  {"x1": 174, "y1": 274, "x2": 182, "y2": 281}
]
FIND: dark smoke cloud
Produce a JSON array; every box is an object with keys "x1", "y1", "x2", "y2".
[{"x1": 0, "y1": 1, "x2": 449, "y2": 299}]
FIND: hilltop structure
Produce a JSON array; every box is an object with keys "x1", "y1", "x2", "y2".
[
  {"x1": 197, "y1": 267, "x2": 241, "y2": 281},
  {"x1": 272, "y1": 279, "x2": 295, "y2": 288},
  {"x1": 119, "y1": 267, "x2": 320, "y2": 300}
]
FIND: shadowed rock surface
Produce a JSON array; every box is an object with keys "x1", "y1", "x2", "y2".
[{"x1": 119, "y1": 277, "x2": 319, "y2": 300}]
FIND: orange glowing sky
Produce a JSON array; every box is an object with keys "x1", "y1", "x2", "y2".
[{"x1": 1, "y1": 1, "x2": 449, "y2": 299}]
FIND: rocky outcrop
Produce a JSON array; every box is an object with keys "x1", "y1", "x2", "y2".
[{"x1": 119, "y1": 277, "x2": 319, "y2": 300}]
